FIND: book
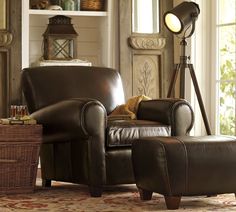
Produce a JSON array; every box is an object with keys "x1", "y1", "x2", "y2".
[
  {"x1": 0, "y1": 118, "x2": 37, "y2": 125},
  {"x1": 38, "y1": 59, "x2": 92, "y2": 67}
]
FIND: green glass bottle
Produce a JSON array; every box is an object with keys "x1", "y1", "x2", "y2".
[
  {"x1": 62, "y1": 0, "x2": 75, "y2": 11},
  {"x1": 75, "y1": 0, "x2": 81, "y2": 10}
]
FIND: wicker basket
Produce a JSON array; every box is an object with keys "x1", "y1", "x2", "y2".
[
  {"x1": 80, "y1": 0, "x2": 105, "y2": 11},
  {"x1": 0, "y1": 124, "x2": 42, "y2": 194}
]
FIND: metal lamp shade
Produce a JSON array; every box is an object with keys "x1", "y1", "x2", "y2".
[
  {"x1": 164, "y1": 1, "x2": 200, "y2": 34},
  {"x1": 43, "y1": 15, "x2": 78, "y2": 60}
]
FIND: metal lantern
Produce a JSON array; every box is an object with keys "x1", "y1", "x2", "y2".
[{"x1": 43, "y1": 15, "x2": 78, "y2": 60}]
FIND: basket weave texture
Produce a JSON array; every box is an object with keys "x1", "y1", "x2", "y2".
[
  {"x1": 0, "y1": 124, "x2": 42, "y2": 194},
  {"x1": 80, "y1": 0, "x2": 105, "y2": 11}
]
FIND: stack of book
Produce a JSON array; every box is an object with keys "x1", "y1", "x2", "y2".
[
  {"x1": 38, "y1": 59, "x2": 92, "y2": 66},
  {"x1": 0, "y1": 117, "x2": 37, "y2": 125}
]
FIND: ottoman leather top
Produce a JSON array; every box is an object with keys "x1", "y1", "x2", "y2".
[{"x1": 132, "y1": 135, "x2": 236, "y2": 196}]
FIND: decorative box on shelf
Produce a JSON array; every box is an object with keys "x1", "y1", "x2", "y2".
[
  {"x1": 80, "y1": 0, "x2": 105, "y2": 11},
  {"x1": 0, "y1": 124, "x2": 42, "y2": 194},
  {"x1": 38, "y1": 59, "x2": 92, "y2": 66}
]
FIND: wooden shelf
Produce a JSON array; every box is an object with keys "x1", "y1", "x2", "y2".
[{"x1": 29, "y1": 9, "x2": 107, "y2": 17}]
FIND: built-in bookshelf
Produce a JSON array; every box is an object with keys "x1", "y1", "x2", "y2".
[{"x1": 22, "y1": 0, "x2": 114, "y2": 68}]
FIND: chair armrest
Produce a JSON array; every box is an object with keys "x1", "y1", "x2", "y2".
[
  {"x1": 30, "y1": 98, "x2": 107, "y2": 137},
  {"x1": 31, "y1": 98, "x2": 107, "y2": 186},
  {"x1": 137, "y1": 98, "x2": 194, "y2": 136}
]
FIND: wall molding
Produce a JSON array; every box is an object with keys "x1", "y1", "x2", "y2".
[
  {"x1": 129, "y1": 36, "x2": 166, "y2": 50},
  {"x1": 119, "y1": 0, "x2": 174, "y2": 99},
  {"x1": 0, "y1": 31, "x2": 13, "y2": 47}
]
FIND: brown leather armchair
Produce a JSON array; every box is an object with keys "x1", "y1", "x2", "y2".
[{"x1": 21, "y1": 66, "x2": 194, "y2": 197}]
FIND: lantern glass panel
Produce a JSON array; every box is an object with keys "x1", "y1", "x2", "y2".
[{"x1": 52, "y1": 38, "x2": 74, "y2": 60}]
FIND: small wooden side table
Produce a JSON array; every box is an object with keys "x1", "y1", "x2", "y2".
[{"x1": 0, "y1": 124, "x2": 42, "y2": 194}]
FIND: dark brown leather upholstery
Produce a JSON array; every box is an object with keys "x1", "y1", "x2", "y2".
[
  {"x1": 107, "y1": 119, "x2": 170, "y2": 148},
  {"x1": 132, "y1": 136, "x2": 236, "y2": 209},
  {"x1": 21, "y1": 66, "x2": 194, "y2": 197}
]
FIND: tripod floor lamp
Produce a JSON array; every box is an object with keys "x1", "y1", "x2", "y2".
[{"x1": 164, "y1": 1, "x2": 212, "y2": 135}]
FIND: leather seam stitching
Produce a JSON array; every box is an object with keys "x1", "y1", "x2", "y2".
[
  {"x1": 158, "y1": 141, "x2": 173, "y2": 196},
  {"x1": 175, "y1": 137, "x2": 188, "y2": 194}
]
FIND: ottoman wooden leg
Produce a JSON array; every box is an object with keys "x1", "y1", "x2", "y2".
[
  {"x1": 138, "y1": 188, "x2": 153, "y2": 200},
  {"x1": 89, "y1": 186, "x2": 103, "y2": 197},
  {"x1": 42, "y1": 179, "x2": 51, "y2": 187},
  {"x1": 164, "y1": 196, "x2": 181, "y2": 210}
]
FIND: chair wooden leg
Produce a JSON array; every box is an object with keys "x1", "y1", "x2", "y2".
[
  {"x1": 89, "y1": 186, "x2": 103, "y2": 197},
  {"x1": 164, "y1": 196, "x2": 181, "y2": 210},
  {"x1": 138, "y1": 188, "x2": 153, "y2": 200},
  {"x1": 42, "y1": 179, "x2": 51, "y2": 187}
]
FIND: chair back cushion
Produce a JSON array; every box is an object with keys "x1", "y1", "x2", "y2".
[{"x1": 21, "y1": 66, "x2": 125, "y2": 114}]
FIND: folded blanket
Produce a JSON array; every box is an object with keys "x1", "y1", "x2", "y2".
[{"x1": 109, "y1": 95, "x2": 151, "y2": 120}]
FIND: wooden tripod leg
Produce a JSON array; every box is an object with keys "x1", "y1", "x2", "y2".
[
  {"x1": 138, "y1": 188, "x2": 153, "y2": 200},
  {"x1": 188, "y1": 64, "x2": 212, "y2": 135},
  {"x1": 167, "y1": 64, "x2": 180, "y2": 98},
  {"x1": 164, "y1": 196, "x2": 181, "y2": 210}
]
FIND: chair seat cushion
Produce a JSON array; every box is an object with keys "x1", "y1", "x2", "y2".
[{"x1": 106, "y1": 119, "x2": 170, "y2": 148}]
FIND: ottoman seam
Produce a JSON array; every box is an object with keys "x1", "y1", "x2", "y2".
[
  {"x1": 159, "y1": 142, "x2": 173, "y2": 196},
  {"x1": 175, "y1": 137, "x2": 188, "y2": 194}
]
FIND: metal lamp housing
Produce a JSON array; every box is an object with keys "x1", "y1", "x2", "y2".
[
  {"x1": 164, "y1": 1, "x2": 200, "y2": 34},
  {"x1": 43, "y1": 15, "x2": 78, "y2": 60}
]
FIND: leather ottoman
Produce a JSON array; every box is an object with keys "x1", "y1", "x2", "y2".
[{"x1": 132, "y1": 136, "x2": 236, "y2": 209}]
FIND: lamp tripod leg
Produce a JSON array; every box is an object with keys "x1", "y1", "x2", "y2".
[
  {"x1": 167, "y1": 64, "x2": 180, "y2": 98},
  {"x1": 188, "y1": 64, "x2": 212, "y2": 135}
]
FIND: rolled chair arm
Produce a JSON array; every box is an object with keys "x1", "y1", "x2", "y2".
[
  {"x1": 31, "y1": 98, "x2": 107, "y2": 188},
  {"x1": 137, "y1": 98, "x2": 194, "y2": 135},
  {"x1": 30, "y1": 98, "x2": 107, "y2": 137}
]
